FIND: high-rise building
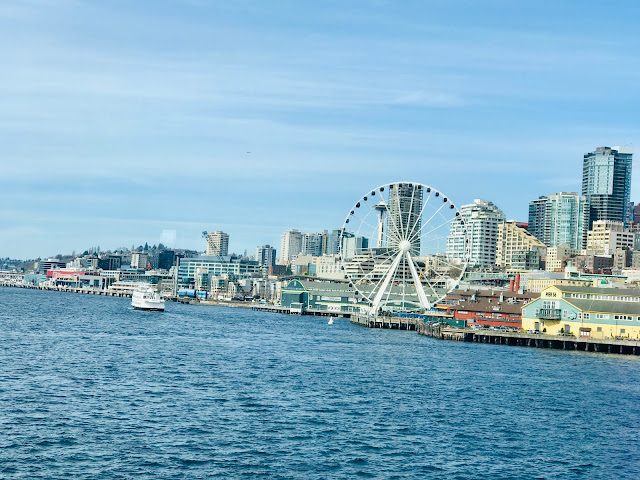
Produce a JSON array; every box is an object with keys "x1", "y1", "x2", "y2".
[
  {"x1": 280, "y1": 229, "x2": 303, "y2": 264},
  {"x1": 256, "y1": 245, "x2": 276, "y2": 267},
  {"x1": 528, "y1": 193, "x2": 589, "y2": 249},
  {"x1": 302, "y1": 232, "x2": 325, "y2": 256},
  {"x1": 528, "y1": 196, "x2": 549, "y2": 243},
  {"x1": 324, "y1": 229, "x2": 344, "y2": 255},
  {"x1": 387, "y1": 183, "x2": 423, "y2": 254},
  {"x1": 633, "y1": 203, "x2": 640, "y2": 223},
  {"x1": 582, "y1": 146, "x2": 633, "y2": 227},
  {"x1": 447, "y1": 199, "x2": 506, "y2": 267},
  {"x1": 496, "y1": 221, "x2": 546, "y2": 270},
  {"x1": 546, "y1": 192, "x2": 589, "y2": 250},
  {"x1": 341, "y1": 235, "x2": 369, "y2": 260},
  {"x1": 206, "y1": 231, "x2": 230, "y2": 256}
]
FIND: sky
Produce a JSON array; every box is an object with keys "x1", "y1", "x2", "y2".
[{"x1": 2, "y1": 0, "x2": 640, "y2": 259}]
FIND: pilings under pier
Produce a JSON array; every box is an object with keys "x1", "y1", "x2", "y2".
[
  {"x1": 418, "y1": 327, "x2": 640, "y2": 356},
  {"x1": 350, "y1": 314, "x2": 419, "y2": 331}
]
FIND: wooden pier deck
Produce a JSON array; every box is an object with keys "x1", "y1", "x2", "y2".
[
  {"x1": 350, "y1": 314, "x2": 419, "y2": 330},
  {"x1": 418, "y1": 326, "x2": 640, "y2": 355},
  {"x1": 1, "y1": 282, "x2": 132, "y2": 297}
]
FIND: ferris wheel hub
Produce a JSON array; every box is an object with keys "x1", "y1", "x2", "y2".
[{"x1": 399, "y1": 240, "x2": 412, "y2": 252}]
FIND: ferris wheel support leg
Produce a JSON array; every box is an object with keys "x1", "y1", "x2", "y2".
[
  {"x1": 405, "y1": 251, "x2": 432, "y2": 311},
  {"x1": 371, "y1": 252, "x2": 403, "y2": 316}
]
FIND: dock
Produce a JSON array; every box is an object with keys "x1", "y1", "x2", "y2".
[
  {"x1": 417, "y1": 325, "x2": 640, "y2": 355},
  {"x1": 250, "y1": 304, "x2": 352, "y2": 317},
  {"x1": 350, "y1": 314, "x2": 419, "y2": 330},
  {"x1": 0, "y1": 282, "x2": 132, "y2": 297}
]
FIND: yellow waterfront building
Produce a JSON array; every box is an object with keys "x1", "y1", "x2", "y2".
[{"x1": 521, "y1": 285, "x2": 640, "y2": 340}]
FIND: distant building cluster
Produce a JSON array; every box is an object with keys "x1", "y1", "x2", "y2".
[
  {"x1": 5, "y1": 145, "x2": 640, "y2": 340},
  {"x1": 446, "y1": 146, "x2": 636, "y2": 275}
]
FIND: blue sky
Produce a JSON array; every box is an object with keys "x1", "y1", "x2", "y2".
[{"x1": 2, "y1": 0, "x2": 640, "y2": 259}]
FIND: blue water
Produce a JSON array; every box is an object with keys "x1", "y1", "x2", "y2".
[{"x1": 0, "y1": 287, "x2": 639, "y2": 479}]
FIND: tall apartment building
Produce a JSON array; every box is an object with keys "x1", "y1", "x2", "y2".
[
  {"x1": 496, "y1": 221, "x2": 546, "y2": 270},
  {"x1": 206, "y1": 231, "x2": 229, "y2": 256},
  {"x1": 447, "y1": 199, "x2": 506, "y2": 267},
  {"x1": 256, "y1": 245, "x2": 276, "y2": 267},
  {"x1": 586, "y1": 220, "x2": 634, "y2": 255},
  {"x1": 582, "y1": 146, "x2": 633, "y2": 227},
  {"x1": 341, "y1": 235, "x2": 369, "y2": 260},
  {"x1": 547, "y1": 193, "x2": 589, "y2": 249},
  {"x1": 324, "y1": 229, "x2": 344, "y2": 255},
  {"x1": 387, "y1": 183, "x2": 423, "y2": 254},
  {"x1": 528, "y1": 196, "x2": 548, "y2": 243},
  {"x1": 280, "y1": 229, "x2": 303, "y2": 264},
  {"x1": 529, "y1": 193, "x2": 589, "y2": 249},
  {"x1": 302, "y1": 232, "x2": 325, "y2": 256}
]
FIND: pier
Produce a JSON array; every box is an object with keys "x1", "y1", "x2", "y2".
[
  {"x1": 417, "y1": 325, "x2": 640, "y2": 355},
  {"x1": 0, "y1": 282, "x2": 132, "y2": 297},
  {"x1": 250, "y1": 304, "x2": 353, "y2": 318},
  {"x1": 350, "y1": 314, "x2": 419, "y2": 330}
]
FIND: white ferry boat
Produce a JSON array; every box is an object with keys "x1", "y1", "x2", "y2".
[{"x1": 131, "y1": 286, "x2": 165, "y2": 311}]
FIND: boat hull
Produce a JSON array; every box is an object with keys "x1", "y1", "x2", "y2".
[{"x1": 132, "y1": 305, "x2": 165, "y2": 312}]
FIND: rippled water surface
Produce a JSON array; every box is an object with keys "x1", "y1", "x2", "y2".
[{"x1": 1, "y1": 287, "x2": 639, "y2": 479}]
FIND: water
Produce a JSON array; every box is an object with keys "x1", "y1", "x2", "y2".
[{"x1": 1, "y1": 287, "x2": 639, "y2": 479}]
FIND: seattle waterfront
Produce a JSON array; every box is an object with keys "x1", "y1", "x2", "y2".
[{"x1": 1, "y1": 287, "x2": 639, "y2": 479}]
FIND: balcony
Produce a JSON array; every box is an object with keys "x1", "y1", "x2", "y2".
[{"x1": 537, "y1": 308, "x2": 562, "y2": 321}]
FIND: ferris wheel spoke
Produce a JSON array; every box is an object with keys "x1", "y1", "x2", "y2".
[
  {"x1": 409, "y1": 202, "x2": 447, "y2": 243},
  {"x1": 412, "y1": 216, "x2": 456, "y2": 244},
  {"x1": 381, "y1": 254, "x2": 403, "y2": 312},
  {"x1": 429, "y1": 268, "x2": 455, "y2": 288},
  {"x1": 406, "y1": 190, "x2": 432, "y2": 242},
  {"x1": 418, "y1": 233, "x2": 451, "y2": 245},
  {"x1": 365, "y1": 256, "x2": 400, "y2": 298},
  {"x1": 421, "y1": 275, "x2": 441, "y2": 303},
  {"x1": 405, "y1": 185, "x2": 418, "y2": 239},
  {"x1": 350, "y1": 210, "x2": 402, "y2": 246},
  {"x1": 435, "y1": 257, "x2": 465, "y2": 274},
  {"x1": 371, "y1": 251, "x2": 403, "y2": 314},
  {"x1": 394, "y1": 185, "x2": 405, "y2": 241},
  {"x1": 405, "y1": 252, "x2": 431, "y2": 310},
  {"x1": 381, "y1": 201, "x2": 404, "y2": 246},
  {"x1": 354, "y1": 255, "x2": 396, "y2": 283},
  {"x1": 362, "y1": 199, "x2": 392, "y2": 248}
]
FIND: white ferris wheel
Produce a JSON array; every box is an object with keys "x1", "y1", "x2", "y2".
[{"x1": 339, "y1": 181, "x2": 468, "y2": 315}]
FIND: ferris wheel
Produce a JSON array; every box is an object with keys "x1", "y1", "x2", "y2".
[{"x1": 339, "y1": 181, "x2": 468, "y2": 315}]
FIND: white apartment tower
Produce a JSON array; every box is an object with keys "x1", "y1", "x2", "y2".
[
  {"x1": 206, "y1": 231, "x2": 229, "y2": 256},
  {"x1": 280, "y1": 229, "x2": 303, "y2": 264},
  {"x1": 447, "y1": 199, "x2": 506, "y2": 267}
]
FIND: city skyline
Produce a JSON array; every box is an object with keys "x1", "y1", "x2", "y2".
[{"x1": 2, "y1": 1, "x2": 640, "y2": 258}]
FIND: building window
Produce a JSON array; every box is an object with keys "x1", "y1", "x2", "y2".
[
  {"x1": 596, "y1": 327, "x2": 602, "y2": 332},
  {"x1": 620, "y1": 329, "x2": 626, "y2": 334}
]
